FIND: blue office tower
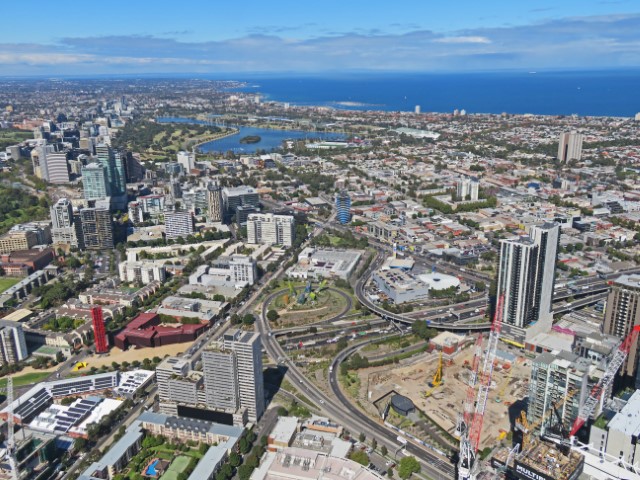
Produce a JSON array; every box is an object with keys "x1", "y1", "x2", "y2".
[{"x1": 335, "y1": 190, "x2": 351, "y2": 224}]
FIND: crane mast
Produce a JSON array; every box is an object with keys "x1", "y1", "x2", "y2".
[
  {"x1": 570, "y1": 325, "x2": 640, "y2": 437},
  {"x1": 6, "y1": 376, "x2": 18, "y2": 480},
  {"x1": 457, "y1": 295, "x2": 504, "y2": 480}
]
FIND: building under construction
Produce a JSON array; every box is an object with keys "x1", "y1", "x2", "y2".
[{"x1": 491, "y1": 439, "x2": 584, "y2": 480}]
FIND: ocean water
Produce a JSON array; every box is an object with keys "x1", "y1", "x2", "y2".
[{"x1": 233, "y1": 70, "x2": 640, "y2": 117}]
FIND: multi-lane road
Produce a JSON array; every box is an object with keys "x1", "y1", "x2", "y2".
[{"x1": 257, "y1": 299, "x2": 456, "y2": 480}]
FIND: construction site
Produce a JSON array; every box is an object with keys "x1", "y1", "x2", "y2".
[{"x1": 363, "y1": 337, "x2": 531, "y2": 449}]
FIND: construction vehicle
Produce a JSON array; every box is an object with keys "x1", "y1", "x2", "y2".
[
  {"x1": 72, "y1": 361, "x2": 88, "y2": 371},
  {"x1": 570, "y1": 325, "x2": 640, "y2": 438},
  {"x1": 457, "y1": 295, "x2": 504, "y2": 480},
  {"x1": 424, "y1": 352, "x2": 444, "y2": 397},
  {"x1": 495, "y1": 367, "x2": 513, "y2": 403}
]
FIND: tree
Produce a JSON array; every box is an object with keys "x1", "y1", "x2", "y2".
[
  {"x1": 245, "y1": 454, "x2": 259, "y2": 468},
  {"x1": 74, "y1": 437, "x2": 87, "y2": 451},
  {"x1": 380, "y1": 445, "x2": 388, "y2": 456},
  {"x1": 237, "y1": 464, "x2": 254, "y2": 480},
  {"x1": 349, "y1": 450, "x2": 369, "y2": 466},
  {"x1": 358, "y1": 432, "x2": 366, "y2": 442},
  {"x1": 239, "y1": 437, "x2": 251, "y2": 454},
  {"x1": 277, "y1": 406, "x2": 289, "y2": 416},
  {"x1": 371, "y1": 438, "x2": 377, "y2": 450},
  {"x1": 267, "y1": 310, "x2": 279, "y2": 322},
  {"x1": 242, "y1": 314, "x2": 255, "y2": 326},
  {"x1": 229, "y1": 451, "x2": 241, "y2": 467},
  {"x1": 398, "y1": 456, "x2": 420, "y2": 479}
]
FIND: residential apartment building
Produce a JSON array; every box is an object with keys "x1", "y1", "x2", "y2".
[
  {"x1": 0, "y1": 321, "x2": 28, "y2": 366},
  {"x1": 50, "y1": 198, "x2": 84, "y2": 249},
  {"x1": 202, "y1": 330, "x2": 264, "y2": 422},
  {"x1": 247, "y1": 213, "x2": 295, "y2": 247},
  {"x1": 0, "y1": 230, "x2": 38, "y2": 254},
  {"x1": 558, "y1": 131, "x2": 583, "y2": 162},
  {"x1": 80, "y1": 207, "x2": 113, "y2": 250},
  {"x1": 164, "y1": 210, "x2": 195, "y2": 239},
  {"x1": 335, "y1": 190, "x2": 351, "y2": 225},
  {"x1": 207, "y1": 182, "x2": 223, "y2": 222},
  {"x1": 457, "y1": 177, "x2": 479, "y2": 201},
  {"x1": 118, "y1": 260, "x2": 166, "y2": 284},
  {"x1": 497, "y1": 223, "x2": 560, "y2": 342},
  {"x1": 603, "y1": 274, "x2": 640, "y2": 387}
]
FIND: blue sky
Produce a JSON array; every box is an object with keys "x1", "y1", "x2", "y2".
[{"x1": 1, "y1": 0, "x2": 639, "y2": 75}]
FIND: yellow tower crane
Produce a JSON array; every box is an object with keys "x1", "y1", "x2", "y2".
[{"x1": 516, "y1": 389, "x2": 578, "y2": 451}]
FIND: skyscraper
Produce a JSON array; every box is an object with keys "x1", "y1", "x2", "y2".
[
  {"x1": 246, "y1": 213, "x2": 295, "y2": 247},
  {"x1": 603, "y1": 274, "x2": 640, "y2": 387},
  {"x1": 80, "y1": 207, "x2": 114, "y2": 250},
  {"x1": 96, "y1": 144, "x2": 126, "y2": 197},
  {"x1": 91, "y1": 306, "x2": 109, "y2": 354},
  {"x1": 557, "y1": 132, "x2": 583, "y2": 162},
  {"x1": 497, "y1": 223, "x2": 560, "y2": 342},
  {"x1": 336, "y1": 190, "x2": 351, "y2": 224},
  {"x1": 51, "y1": 198, "x2": 84, "y2": 249},
  {"x1": 207, "y1": 182, "x2": 223, "y2": 222},
  {"x1": 82, "y1": 163, "x2": 111, "y2": 201},
  {"x1": 96, "y1": 144, "x2": 127, "y2": 209},
  {"x1": 202, "y1": 329, "x2": 264, "y2": 422},
  {"x1": 41, "y1": 151, "x2": 70, "y2": 184}
]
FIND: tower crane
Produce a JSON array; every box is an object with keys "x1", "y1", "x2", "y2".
[
  {"x1": 456, "y1": 333, "x2": 483, "y2": 437},
  {"x1": 458, "y1": 295, "x2": 504, "y2": 480},
  {"x1": 570, "y1": 325, "x2": 640, "y2": 438},
  {"x1": 516, "y1": 388, "x2": 577, "y2": 452},
  {"x1": 5, "y1": 376, "x2": 18, "y2": 480}
]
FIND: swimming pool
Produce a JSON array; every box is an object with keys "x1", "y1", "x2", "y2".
[{"x1": 145, "y1": 459, "x2": 160, "y2": 477}]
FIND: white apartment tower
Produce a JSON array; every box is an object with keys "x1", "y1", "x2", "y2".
[
  {"x1": 247, "y1": 213, "x2": 295, "y2": 247},
  {"x1": 50, "y1": 198, "x2": 84, "y2": 249},
  {"x1": 456, "y1": 177, "x2": 479, "y2": 201},
  {"x1": 164, "y1": 210, "x2": 195, "y2": 239},
  {"x1": 557, "y1": 131, "x2": 583, "y2": 162},
  {"x1": 497, "y1": 223, "x2": 560, "y2": 342},
  {"x1": 203, "y1": 330, "x2": 264, "y2": 422}
]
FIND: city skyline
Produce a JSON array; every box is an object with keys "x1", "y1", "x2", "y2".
[{"x1": 0, "y1": 1, "x2": 639, "y2": 75}]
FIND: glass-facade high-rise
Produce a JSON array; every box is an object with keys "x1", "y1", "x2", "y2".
[
  {"x1": 336, "y1": 190, "x2": 351, "y2": 224},
  {"x1": 96, "y1": 144, "x2": 126, "y2": 197},
  {"x1": 81, "y1": 163, "x2": 111, "y2": 201}
]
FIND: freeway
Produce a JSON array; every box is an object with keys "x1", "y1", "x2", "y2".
[{"x1": 258, "y1": 291, "x2": 456, "y2": 480}]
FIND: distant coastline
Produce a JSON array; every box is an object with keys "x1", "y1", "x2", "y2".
[{"x1": 234, "y1": 71, "x2": 640, "y2": 117}]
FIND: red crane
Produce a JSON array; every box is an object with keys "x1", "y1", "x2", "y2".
[
  {"x1": 468, "y1": 295, "x2": 503, "y2": 452},
  {"x1": 570, "y1": 324, "x2": 640, "y2": 437}
]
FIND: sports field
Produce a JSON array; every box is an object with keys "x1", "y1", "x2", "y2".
[
  {"x1": 160, "y1": 456, "x2": 191, "y2": 480},
  {"x1": 0, "y1": 277, "x2": 19, "y2": 293}
]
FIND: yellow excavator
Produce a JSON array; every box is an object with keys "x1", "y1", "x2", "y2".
[{"x1": 424, "y1": 352, "x2": 444, "y2": 398}]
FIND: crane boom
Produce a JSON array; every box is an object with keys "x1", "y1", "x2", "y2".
[
  {"x1": 462, "y1": 334, "x2": 484, "y2": 429},
  {"x1": 570, "y1": 325, "x2": 640, "y2": 437},
  {"x1": 457, "y1": 295, "x2": 503, "y2": 480},
  {"x1": 468, "y1": 295, "x2": 503, "y2": 453}
]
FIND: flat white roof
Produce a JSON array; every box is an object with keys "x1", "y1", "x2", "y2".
[{"x1": 608, "y1": 390, "x2": 640, "y2": 437}]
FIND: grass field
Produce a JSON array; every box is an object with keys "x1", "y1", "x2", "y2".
[
  {"x1": 160, "y1": 456, "x2": 191, "y2": 480},
  {"x1": 0, "y1": 277, "x2": 20, "y2": 293},
  {"x1": 0, "y1": 371, "x2": 50, "y2": 389}
]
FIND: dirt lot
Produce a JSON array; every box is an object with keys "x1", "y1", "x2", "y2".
[
  {"x1": 86, "y1": 343, "x2": 191, "y2": 369},
  {"x1": 358, "y1": 340, "x2": 531, "y2": 448}
]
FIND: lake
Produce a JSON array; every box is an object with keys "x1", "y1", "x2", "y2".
[{"x1": 156, "y1": 117, "x2": 344, "y2": 154}]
